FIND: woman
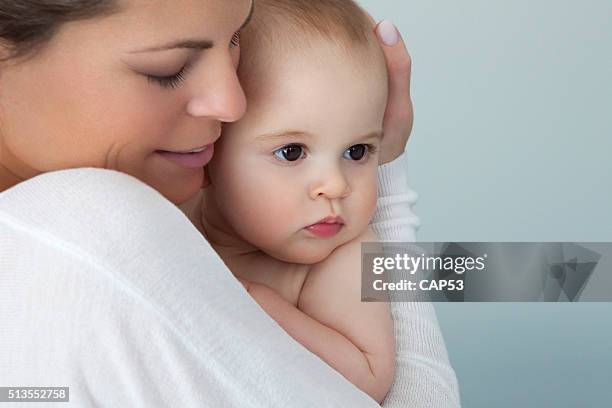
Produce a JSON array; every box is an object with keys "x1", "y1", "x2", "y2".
[{"x1": 0, "y1": 1, "x2": 459, "y2": 406}]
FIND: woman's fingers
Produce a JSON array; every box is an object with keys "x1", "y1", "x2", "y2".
[{"x1": 375, "y1": 20, "x2": 414, "y2": 164}]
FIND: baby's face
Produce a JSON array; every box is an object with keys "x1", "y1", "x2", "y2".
[{"x1": 207, "y1": 44, "x2": 388, "y2": 264}]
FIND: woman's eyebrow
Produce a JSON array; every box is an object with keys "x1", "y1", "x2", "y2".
[
  {"x1": 129, "y1": 40, "x2": 214, "y2": 53},
  {"x1": 128, "y1": 1, "x2": 254, "y2": 54}
]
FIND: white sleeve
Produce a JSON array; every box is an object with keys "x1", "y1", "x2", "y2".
[
  {"x1": 0, "y1": 168, "x2": 380, "y2": 408},
  {"x1": 371, "y1": 153, "x2": 462, "y2": 408}
]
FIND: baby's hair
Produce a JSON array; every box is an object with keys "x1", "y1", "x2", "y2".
[
  {"x1": 244, "y1": 0, "x2": 376, "y2": 48},
  {"x1": 239, "y1": 0, "x2": 384, "y2": 91}
]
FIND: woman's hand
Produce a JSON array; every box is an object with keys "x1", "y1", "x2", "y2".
[{"x1": 374, "y1": 20, "x2": 414, "y2": 164}]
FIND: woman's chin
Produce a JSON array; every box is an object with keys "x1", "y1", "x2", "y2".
[{"x1": 152, "y1": 171, "x2": 204, "y2": 205}]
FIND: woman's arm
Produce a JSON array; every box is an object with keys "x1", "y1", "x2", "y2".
[
  {"x1": 373, "y1": 154, "x2": 461, "y2": 408},
  {"x1": 372, "y1": 20, "x2": 461, "y2": 407},
  {"x1": 0, "y1": 168, "x2": 380, "y2": 407}
]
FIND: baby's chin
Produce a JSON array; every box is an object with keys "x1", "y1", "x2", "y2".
[{"x1": 263, "y1": 239, "x2": 345, "y2": 265}]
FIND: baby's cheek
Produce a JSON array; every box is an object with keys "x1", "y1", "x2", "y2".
[
  {"x1": 356, "y1": 178, "x2": 379, "y2": 223},
  {"x1": 232, "y1": 183, "x2": 298, "y2": 245},
  {"x1": 367, "y1": 188, "x2": 378, "y2": 221}
]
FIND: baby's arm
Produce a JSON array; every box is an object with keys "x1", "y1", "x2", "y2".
[{"x1": 241, "y1": 227, "x2": 395, "y2": 403}]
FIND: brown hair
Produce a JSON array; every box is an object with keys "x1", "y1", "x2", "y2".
[
  {"x1": 245, "y1": 0, "x2": 375, "y2": 46},
  {"x1": 0, "y1": 0, "x2": 121, "y2": 62},
  {"x1": 239, "y1": 0, "x2": 383, "y2": 92}
]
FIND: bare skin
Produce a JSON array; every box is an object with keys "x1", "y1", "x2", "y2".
[
  {"x1": 0, "y1": 0, "x2": 253, "y2": 202},
  {"x1": 0, "y1": 1, "x2": 415, "y2": 402},
  {"x1": 181, "y1": 19, "x2": 414, "y2": 404}
]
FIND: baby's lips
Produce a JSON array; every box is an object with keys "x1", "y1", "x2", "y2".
[
  {"x1": 304, "y1": 222, "x2": 344, "y2": 238},
  {"x1": 308, "y1": 215, "x2": 345, "y2": 227}
]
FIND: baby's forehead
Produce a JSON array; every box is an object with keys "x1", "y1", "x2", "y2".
[
  {"x1": 239, "y1": 36, "x2": 388, "y2": 103},
  {"x1": 233, "y1": 40, "x2": 388, "y2": 143}
]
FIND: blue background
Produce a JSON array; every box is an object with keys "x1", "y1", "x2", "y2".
[{"x1": 359, "y1": 1, "x2": 612, "y2": 406}]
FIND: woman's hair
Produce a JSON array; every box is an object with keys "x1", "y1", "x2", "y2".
[{"x1": 0, "y1": 0, "x2": 121, "y2": 61}]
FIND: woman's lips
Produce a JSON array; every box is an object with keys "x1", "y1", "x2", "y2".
[{"x1": 156, "y1": 144, "x2": 214, "y2": 169}]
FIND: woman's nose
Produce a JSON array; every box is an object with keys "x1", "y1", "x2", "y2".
[
  {"x1": 186, "y1": 55, "x2": 247, "y2": 123},
  {"x1": 308, "y1": 165, "x2": 352, "y2": 200}
]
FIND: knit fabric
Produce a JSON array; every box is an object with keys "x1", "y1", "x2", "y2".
[
  {"x1": 0, "y1": 155, "x2": 459, "y2": 407},
  {"x1": 373, "y1": 153, "x2": 461, "y2": 407}
]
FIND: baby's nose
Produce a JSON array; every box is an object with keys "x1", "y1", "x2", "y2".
[{"x1": 308, "y1": 168, "x2": 351, "y2": 200}]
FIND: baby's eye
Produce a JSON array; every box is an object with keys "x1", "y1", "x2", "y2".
[
  {"x1": 273, "y1": 144, "x2": 306, "y2": 162},
  {"x1": 343, "y1": 144, "x2": 369, "y2": 161}
]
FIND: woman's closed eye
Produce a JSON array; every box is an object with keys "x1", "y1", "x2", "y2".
[
  {"x1": 146, "y1": 63, "x2": 192, "y2": 89},
  {"x1": 147, "y1": 30, "x2": 241, "y2": 90},
  {"x1": 230, "y1": 31, "x2": 241, "y2": 48}
]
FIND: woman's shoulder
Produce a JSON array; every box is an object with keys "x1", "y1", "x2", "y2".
[
  {"x1": 0, "y1": 167, "x2": 233, "y2": 313},
  {"x1": 0, "y1": 168, "x2": 198, "y2": 256},
  {"x1": 0, "y1": 167, "x2": 177, "y2": 223}
]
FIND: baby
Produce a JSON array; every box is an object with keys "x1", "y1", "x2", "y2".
[{"x1": 186, "y1": 0, "x2": 394, "y2": 403}]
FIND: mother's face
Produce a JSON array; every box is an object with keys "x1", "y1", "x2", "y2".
[{"x1": 0, "y1": 0, "x2": 252, "y2": 204}]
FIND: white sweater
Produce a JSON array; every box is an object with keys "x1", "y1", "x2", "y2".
[{"x1": 0, "y1": 154, "x2": 460, "y2": 407}]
